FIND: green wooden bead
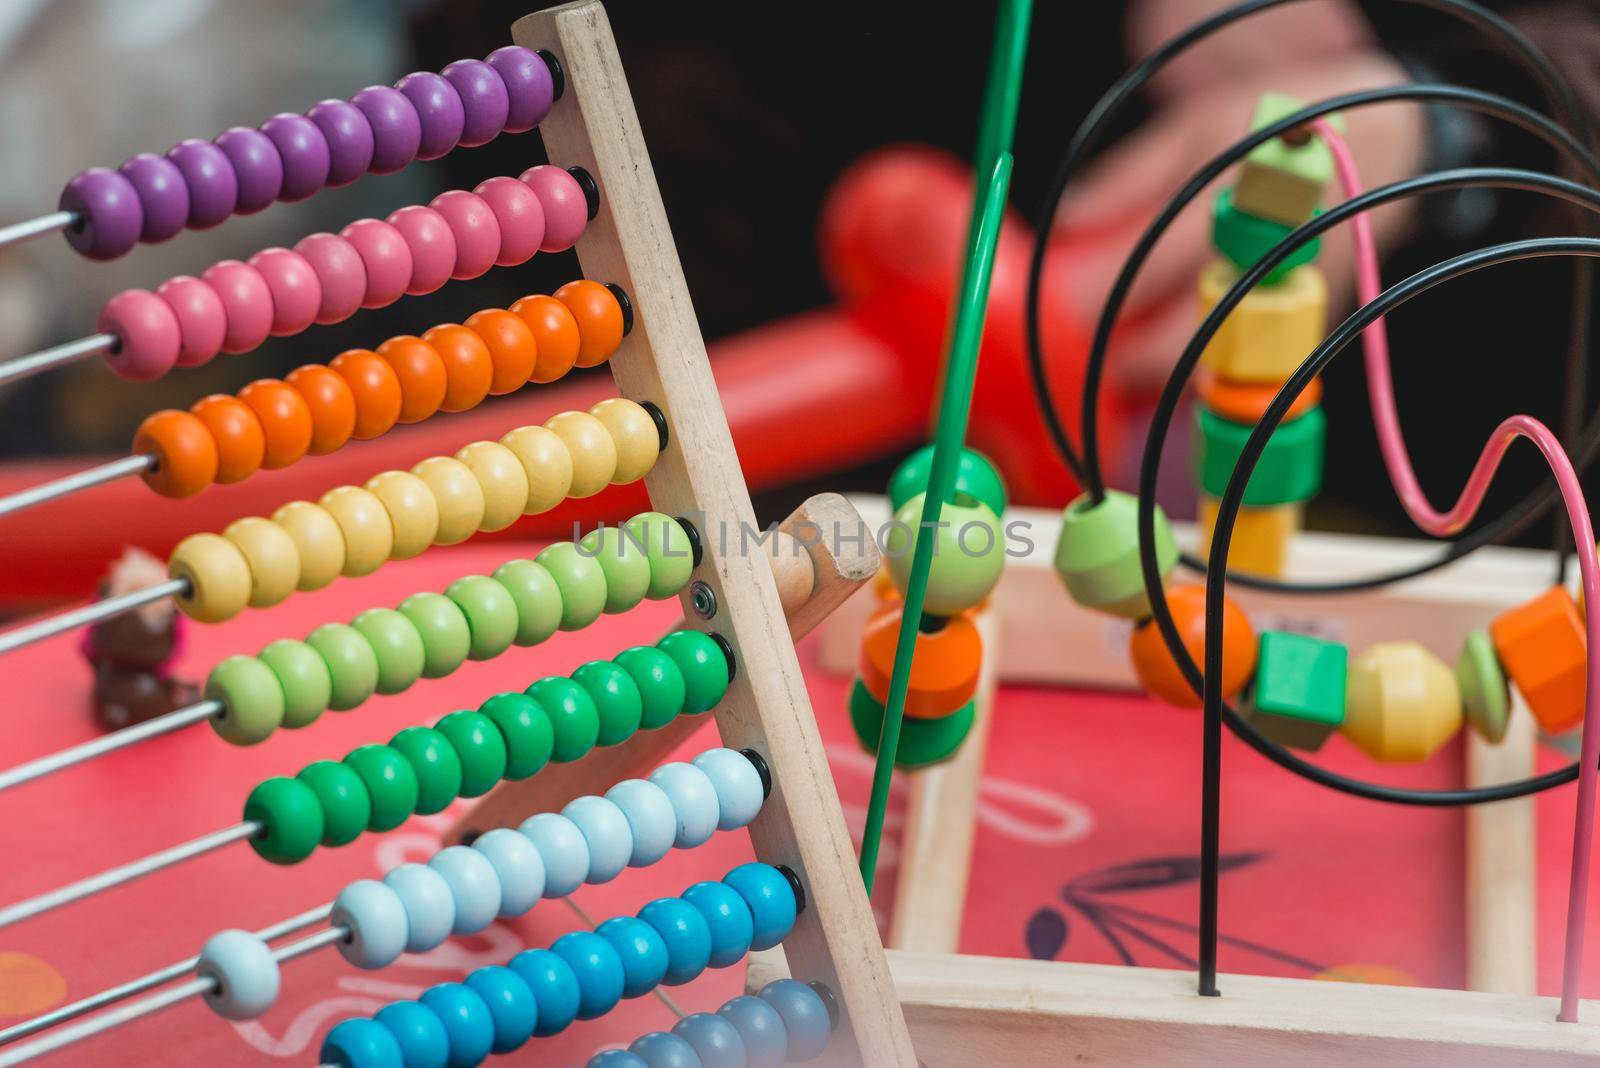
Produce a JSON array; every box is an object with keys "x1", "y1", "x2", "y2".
[
  {"x1": 525, "y1": 677, "x2": 600, "y2": 763},
  {"x1": 1243, "y1": 631, "x2": 1347, "y2": 751},
  {"x1": 478, "y1": 692, "x2": 555, "y2": 780},
  {"x1": 847, "y1": 678, "x2": 973, "y2": 768},
  {"x1": 1194, "y1": 405, "x2": 1325, "y2": 506},
  {"x1": 883, "y1": 492, "x2": 1005, "y2": 616},
  {"x1": 1234, "y1": 92, "x2": 1340, "y2": 226},
  {"x1": 624, "y1": 511, "x2": 695, "y2": 599},
  {"x1": 613, "y1": 646, "x2": 687, "y2": 730},
  {"x1": 258, "y1": 639, "x2": 332, "y2": 730},
  {"x1": 306, "y1": 623, "x2": 380, "y2": 711},
  {"x1": 491, "y1": 558, "x2": 564, "y2": 646},
  {"x1": 656, "y1": 630, "x2": 729, "y2": 715},
  {"x1": 436, "y1": 710, "x2": 508, "y2": 797},
  {"x1": 296, "y1": 760, "x2": 372, "y2": 846},
  {"x1": 351, "y1": 608, "x2": 426, "y2": 696},
  {"x1": 1211, "y1": 187, "x2": 1320, "y2": 284},
  {"x1": 445, "y1": 574, "x2": 519, "y2": 661},
  {"x1": 389, "y1": 726, "x2": 463, "y2": 815},
  {"x1": 398, "y1": 592, "x2": 472, "y2": 679},
  {"x1": 534, "y1": 543, "x2": 608, "y2": 631},
  {"x1": 244, "y1": 776, "x2": 325, "y2": 865},
  {"x1": 573, "y1": 660, "x2": 645, "y2": 746},
  {"x1": 1053, "y1": 489, "x2": 1179, "y2": 620},
  {"x1": 887, "y1": 444, "x2": 1007, "y2": 516},
  {"x1": 205, "y1": 655, "x2": 285, "y2": 746},
  {"x1": 343, "y1": 744, "x2": 419, "y2": 831},
  {"x1": 1457, "y1": 628, "x2": 1511, "y2": 743},
  {"x1": 580, "y1": 525, "x2": 652, "y2": 614}
]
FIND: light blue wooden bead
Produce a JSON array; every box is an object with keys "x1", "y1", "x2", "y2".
[
  {"x1": 672, "y1": 1011, "x2": 746, "y2": 1068},
  {"x1": 597, "y1": 915, "x2": 670, "y2": 998},
  {"x1": 518, "y1": 812, "x2": 590, "y2": 898},
  {"x1": 428, "y1": 846, "x2": 503, "y2": 935},
  {"x1": 375, "y1": 1001, "x2": 451, "y2": 1068},
  {"x1": 383, "y1": 863, "x2": 456, "y2": 953},
  {"x1": 321, "y1": 1017, "x2": 405, "y2": 1068},
  {"x1": 464, "y1": 965, "x2": 537, "y2": 1054},
  {"x1": 682, "y1": 881, "x2": 753, "y2": 968},
  {"x1": 552, "y1": 930, "x2": 626, "y2": 1020},
  {"x1": 629, "y1": 1031, "x2": 702, "y2": 1068},
  {"x1": 639, "y1": 897, "x2": 712, "y2": 986},
  {"x1": 717, "y1": 995, "x2": 787, "y2": 1068},
  {"x1": 472, "y1": 828, "x2": 545, "y2": 917},
  {"x1": 589, "y1": 1052, "x2": 649, "y2": 1068},
  {"x1": 759, "y1": 979, "x2": 832, "y2": 1060},
  {"x1": 604, "y1": 778, "x2": 676, "y2": 867},
  {"x1": 692, "y1": 748, "x2": 764, "y2": 831},
  {"x1": 332, "y1": 879, "x2": 410, "y2": 969},
  {"x1": 724, "y1": 863, "x2": 798, "y2": 951},
  {"x1": 197, "y1": 929, "x2": 280, "y2": 1021},
  {"x1": 648, "y1": 762, "x2": 720, "y2": 849},
  {"x1": 562, "y1": 795, "x2": 633, "y2": 884},
  {"x1": 419, "y1": 982, "x2": 495, "y2": 1068}
]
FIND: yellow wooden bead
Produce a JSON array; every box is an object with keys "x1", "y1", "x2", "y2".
[
  {"x1": 270, "y1": 501, "x2": 346, "y2": 591},
  {"x1": 169, "y1": 532, "x2": 252, "y2": 622},
  {"x1": 1197, "y1": 260, "x2": 1326, "y2": 384},
  {"x1": 223, "y1": 516, "x2": 301, "y2": 609},
  {"x1": 545, "y1": 410, "x2": 617, "y2": 498},
  {"x1": 365, "y1": 470, "x2": 440, "y2": 561},
  {"x1": 411, "y1": 456, "x2": 486, "y2": 546},
  {"x1": 1197, "y1": 496, "x2": 1302, "y2": 578},
  {"x1": 319, "y1": 485, "x2": 394, "y2": 577},
  {"x1": 1342, "y1": 641, "x2": 1463, "y2": 762},
  {"x1": 590, "y1": 398, "x2": 660, "y2": 484},
  {"x1": 456, "y1": 440, "x2": 529, "y2": 532},
  {"x1": 499, "y1": 425, "x2": 574, "y2": 515}
]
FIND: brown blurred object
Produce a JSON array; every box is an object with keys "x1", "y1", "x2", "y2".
[{"x1": 81, "y1": 549, "x2": 197, "y2": 731}]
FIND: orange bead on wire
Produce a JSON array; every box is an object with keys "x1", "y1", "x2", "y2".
[
  {"x1": 131, "y1": 410, "x2": 219, "y2": 498},
  {"x1": 1129, "y1": 583, "x2": 1257, "y2": 708},
  {"x1": 285, "y1": 363, "x2": 357, "y2": 455},
  {"x1": 464, "y1": 307, "x2": 540, "y2": 395},
  {"x1": 422, "y1": 323, "x2": 496, "y2": 413},
  {"x1": 508, "y1": 295, "x2": 578, "y2": 385},
  {"x1": 237, "y1": 379, "x2": 314, "y2": 469},
  {"x1": 375, "y1": 336, "x2": 449, "y2": 425},
  {"x1": 858, "y1": 603, "x2": 983, "y2": 719},
  {"x1": 189, "y1": 394, "x2": 265, "y2": 484},
  {"x1": 555, "y1": 279, "x2": 625, "y2": 368},
  {"x1": 330, "y1": 348, "x2": 404, "y2": 440}
]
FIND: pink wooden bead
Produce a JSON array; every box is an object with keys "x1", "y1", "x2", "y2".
[
  {"x1": 429, "y1": 190, "x2": 501, "y2": 280},
  {"x1": 520, "y1": 165, "x2": 588, "y2": 252},
  {"x1": 156, "y1": 276, "x2": 227, "y2": 368},
  {"x1": 293, "y1": 232, "x2": 367, "y2": 325},
  {"x1": 386, "y1": 205, "x2": 458, "y2": 296},
  {"x1": 340, "y1": 218, "x2": 414, "y2": 309},
  {"x1": 474, "y1": 176, "x2": 545, "y2": 267},
  {"x1": 98, "y1": 289, "x2": 180, "y2": 381},
  {"x1": 249, "y1": 247, "x2": 323, "y2": 337},
  {"x1": 200, "y1": 260, "x2": 275, "y2": 355}
]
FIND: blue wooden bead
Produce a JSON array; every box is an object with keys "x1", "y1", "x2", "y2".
[
  {"x1": 672, "y1": 1012, "x2": 746, "y2": 1068},
  {"x1": 375, "y1": 1001, "x2": 452, "y2": 1068},
  {"x1": 596, "y1": 915, "x2": 669, "y2": 998},
  {"x1": 691, "y1": 748, "x2": 764, "y2": 831},
  {"x1": 759, "y1": 979, "x2": 831, "y2": 1060},
  {"x1": 605, "y1": 779, "x2": 677, "y2": 868},
  {"x1": 589, "y1": 1052, "x2": 649, "y2": 1068},
  {"x1": 681, "y1": 881, "x2": 753, "y2": 967},
  {"x1": 322, "y1": 1017, "x2": 405, "y2": 1068},
  {"x1": 332, "y1": 879, "x2": 409, "y2": 969},
  {"x1": 429, "y1": 846, "x2": 503, "y2": 934},
  {"x1": 552, "y1": 930, "x2": 625, "y2": 1020},
  {"x1": 648, "y1": 762, "x2": 720, "y2": 849},
  {"x1": 508, "y1": 947, "x2": 580, "y2": 1036},
  {"x1": 716, "y1": 995, "x2": 787, "y2": 1068},
  {"x1": 518, "y1": 812, "x2": 590, "y2": 898},
  {"x1": 629, "y1": 1031, "x2": 703, "y2": 1068},
  {"x1": 638, "y1": 897, "x2": 712, "y2": 986},
  {"x1": 383, "y1": 863, "x2": 455, "y2": 953},
  {"x1": 723, "y1": 863, "x2": 797, "y2": 951},
  {"x1": 419, "y1": 982, "x2": 495, "y2": 1068},
  {"x1": 472, "y1": 828, "x2": 545, "y2": 916},
  {"x1": 197, "y1": 929, "x2": 280, "y2": 1020},
  {"x1": 463, "y1": 965, "x2": 537, "y2": 1055},
  {"x1": 562, "y1": 795, "x2": 633, "y2": 884}
]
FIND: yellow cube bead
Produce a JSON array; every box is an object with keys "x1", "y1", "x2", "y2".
[
  {"x1": 223, "y1": 516, "x2": 300, "y2": 608},
  {"x1": 1197, "y1": 496, "x2": 1301, "y2": 577},
  {"x1": 1197, "y1": 260, "x2": 1326, "y2": 384},
  {"x1": 1342, "y1": 641, "x2": 1463, "y2": 762}
]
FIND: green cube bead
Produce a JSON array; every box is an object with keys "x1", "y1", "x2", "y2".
[
  {"x1": 435, "y1": 710, "x2": 508, "y2": 798},
  {"x1": 389, "y1": 726, "x2": 464, "y2": 815},
  {"x1": 306, "y1": 623, "x2": 380, "y2": 712},
  {"x1": 1457, "y1": 628, "x2": 1511, "y2": 743},
  {"x1": 296, "y1": 760, "x2": 371, "y2": 846},
  {"x1": 445, "y1": 575, "x2": 520, "y2": 661},
  {"x1": 882, "y1": 492, "x2": 1005, "y2": 617},
  {"x1": 397, "y1": 592, "x2": 472, "y2": 678},
  {"x1": 244, "y1": 776, "x2": 325, "y2": 865},
  {"x1": 580, "y1": 525, "x2": 653, "y2": 614},
  {"x1": 258, "y1": 640, "x2": 331, "y2": 730},
  {"x1": 1212, "y1": 188, "x2": 1320, "y2": 285},
  {"x1": 1243, "y1": 631, "x2": 1347, "y2": 751},
  {"x1": 491, "y1": 559, "x2": 563, "y2": 647},
  {"x1": 887, "y1": 444, "x2": 1007, "y2": 516},
  {"x1": 624, "y1": 511, "x2": 696, "y2": 599},
  {"x1": 1052, "y1": 490, "x2": 1178, "y2": 620},
  {"x1": 847, "y1": 678, "x2": 974, "y2": 768},
  {"x1": 1194, "y1": 405, "x2": 1325, "y2": 506},
  {"x1": 478, "y1": 693, "x2": 555, "y2": 780},
  {"x1": 343, "y1": 744, "x2": 419, "y2": 831},
  {"x1": 657, "y1": 630, "x2": 730, "y2": 715},
  {"x1": 1234, "y1": 92, "x2": 1340, "y2": 226},
  {"x1": 613, "y1": 646, "x2": 688, "y2": 730},
  {"x1": 526, "y1": 677, "x2": 601, "y2": 763},
  {"x1": 351, "y1": 608, "x2": 426, "y2": 695},
  {"x1": 205, "y1": 655, "x2": 285, "y2": 746},
  {"x1": 534, "y1": 543, "x2": 608, "y2": 632},
  {"x1": 573, "y1": 660, "x2": 645, "y2": 746}
]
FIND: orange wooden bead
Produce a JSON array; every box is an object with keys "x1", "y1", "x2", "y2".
[
  {"x1": 189, "y1": 394, "x2": 265, "y2": 484},
  {"x1": 131, "y1": 410, "x2": 218, "y2": 498},
  {"x1": 508, "y1": 295, "x2": 579, "y2": 384},
  {"x1": 1195, "y1": 367, "x2": 1323, "y2": 425},
  {"x1": 555, "y1": 279, "x2": 624, "y2": 368},
  {"x1": 463, "y1": 308, "x2": 539, "y2": 395},
  {"x1": 858, "y1": 603, "x2": 983, "y2": 719},
  {"x1": 421, "y1": 323, "x2": 495, "y2": 414},
  {"x1": 330, "y1": 349, "x2": 404, "y2": 441},
  {"x1": 1489, "y1": 586, "x2": 1586, "y2": 732},
  {"x1": 285, "y1": 363, "x2": 357, "y2": 455},
  {"x1": 1129, "y1": 583, "x2": 1257, "y2": 708},
  {"x1": 375, "y1": 336, "x2": 448, "y2": 425},
  {"x1": 237, "y1": 378, "x2": 314, "y2": 470}
]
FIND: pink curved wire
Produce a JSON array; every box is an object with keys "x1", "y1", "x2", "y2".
[{"x1": 1316, "y1": 117, "x2": 1600, "y2": 1022}]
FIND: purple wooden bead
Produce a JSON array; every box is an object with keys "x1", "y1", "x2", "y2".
[
  {"x1": 166, "y1": 139, "x2": 239, "y2": 230},
  {"x1": 395, "y1": 72, "x2": 464, "y2": 161},
  {"x1": 306, "y1": 99, "x2": 375, "y2": 187},
  {"x1": 487, "y1": 47, "x2": 555, "y2": 134},
  {"x1": 351, "y1": 86, "x2": 422, "y2": 175},
  {"x1": 214, "y1": 128, "x2": 284, "y2": 215},
  {"x1": 441, "y1": 59, "x2": 510, "y2": 147},
  {"x1": 260, "y1": 113, "x2": 331, "y2": 203},
  {"x1": 117, "y1": 154, "x2": 189, "y2": 243}
]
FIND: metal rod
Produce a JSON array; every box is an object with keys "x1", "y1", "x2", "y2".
[
  {"x1": 0, "y1": 453, "x2": 154, "y2": 520},
  {"x1": 0, "y1": 698, "x2": 222, "y2": 794},
  {"x1": 0, "y1": 821, "x2": 258, "y2": 932},
  {"x1": 0, "y1": 577, "x2": 187, "y2": 657},
  {"x1": 0, "y1": 209, "x2": 77, "y2": 253},
  {"x1": 0, "y1": 333, "x2": 116, "y2": 388}
]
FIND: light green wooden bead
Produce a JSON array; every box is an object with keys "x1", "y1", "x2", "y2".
[
  {"x1": 491, "y1": 558, "x2": 564, "y2": 646},
  {"x1": 445, "y1": 574, "x2": 519, "y2": 660},
  {"x1": 258, "y1": 639, "x2": 332, "y2": 729},
  {"x1": 398, "y1": 592, "x2": 472, "y2": 678},
  {"x1": 534, "y1": 543, "x2": 608, "y2": 631},
  {"x1": 1053, "y1": 489, "x2": 1178, "y2": 620},
  {"x1": 580, "y1": 525, "x2": 652, "y2": 614},
  {"x1": 205, "y1": 655, "x2": 285, "y2": 745},
  {"x1": 623, "y1": 511, "x2": 695, "y2": 599},
  {"x1": 351, "y1": 608, "x2": 426, "y2": 695},
  {"x1": 883, "y1": 492, "x2": 1005, "y2": 617},
  {"x1": 305, "y1": 623, "x2": 380, "y2": 711},
  {"x1": 1457, "y1": 628, "x2": 1511, "y2": 744}
]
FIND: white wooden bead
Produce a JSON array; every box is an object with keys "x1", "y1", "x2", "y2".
[
  {"x1": 648, "y1": 762, "x2": 720, "y2": 849},
  {"x1": 428, "y1": 845, "x2": 503, "y2": 935},
  {"x1": 519, "y1": 812, "x2": 590, "y2": 898},
  {"x1": 383, "y1": 863, "x2": 455, "y2": 952},
  {"x1": 331, "y1": 879, "x2": 409, "y2": 969},
  {"x1": 562, "y1": 795, "x2": 633, "y2": 884},
  {"x1": 472, "y1": 828, "x2": 546, "y2": 917},
  {"x1": 197, "y1": 929, "x2": 280, "y2": 1021},
  {"x1": 604, "y1": 778, "x2": 676, "y2": 868},
  {"x1": 692, "y1": 748, "x2": 765, "y2": 831}
]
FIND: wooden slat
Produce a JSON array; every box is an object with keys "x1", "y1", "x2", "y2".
[{"x1": 1465, "y1": 706, "x2": 1538, "y2": 995}]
